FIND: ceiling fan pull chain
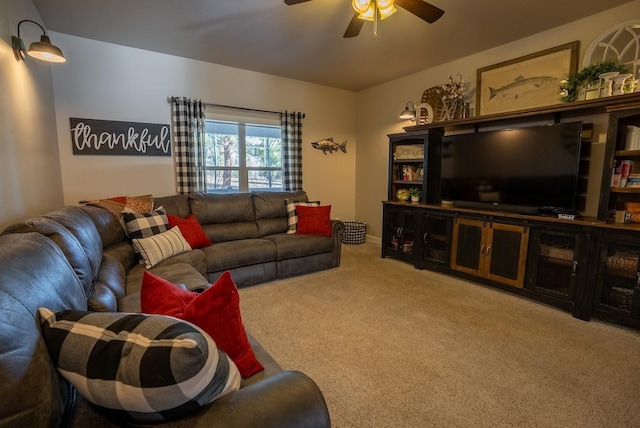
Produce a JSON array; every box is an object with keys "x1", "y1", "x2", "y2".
[{"x1": 373, "y1": 2, "x2": 378, "y2": 39}]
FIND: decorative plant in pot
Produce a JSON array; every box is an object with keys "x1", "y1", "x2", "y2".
[
  {"x1": 559, "y1": 59, "x2": 632, "y2": 103},
  {"x1": 409, "y1": 187, "x2": 422, "y2": 202}
]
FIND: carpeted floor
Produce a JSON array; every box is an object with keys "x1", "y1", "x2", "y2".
[{"x1": 238, "y1": 243, "x2": 640, "y2": 428}]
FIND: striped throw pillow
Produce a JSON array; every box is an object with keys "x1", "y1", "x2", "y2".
[
  {"x1": 131, "y1": 226, "x2": 191, "y2": 268},
  {"x1": 285, "y1": 199, "x2": 320, "y2": 234},
  {"x1": 37, "y1": 308, "x2": 241, "y2": 424}
]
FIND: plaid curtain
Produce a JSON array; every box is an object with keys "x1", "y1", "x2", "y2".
[
  {"x1": 171, "y1": 97, "x2": 206, "y2": 194},
  {"x1": 281, "y1": 111, "x2": 304, "y2": 191}
]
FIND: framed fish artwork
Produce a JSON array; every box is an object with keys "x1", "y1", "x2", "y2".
[{"x1": 476, "y1": 41, "x2": 579, "y2": 116}]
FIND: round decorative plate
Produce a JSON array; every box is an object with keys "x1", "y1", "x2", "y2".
[{"x1": 396, "y1": 189, "x2": 409, "y2": 201}]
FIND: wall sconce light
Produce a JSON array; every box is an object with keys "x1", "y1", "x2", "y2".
[
  {"x1": 12, "y1": 19, "x2": 65, "y2": 63},
  {"x1": 399, "y1": 101, "x2": 416, "y2": 120}
]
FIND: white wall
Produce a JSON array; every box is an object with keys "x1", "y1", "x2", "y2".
[
  {"x1": 50, "y1": 34, "x2": 357, "y2": 221},
  {"x1": 356, "y1": 0, "x2": 640, "y2": 242},
  {"x1": 0, "y1": 0, "x2": 64, "y2": 229}
]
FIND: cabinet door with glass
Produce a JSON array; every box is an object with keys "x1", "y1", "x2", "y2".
[
  {"x1": 451, "y1": 217, "x2": 529, "y2": 288},
  {"x1": 451, "y1": 217, "x2": 486, "y2": 276},
  {"x1": 592, "y1": 230, "x2": 640, "y2": 326},
  {"x1": 420, "y1": 213, "x2": 453, "y2": 269},
  {"x1": 484, "y1": 222, "x2": 529, "y2": 288},
  {"x1": 526, "y1": 224, "x2": 590, "y2": 316},
  {"x1": 382, "y1": 204, "x2": 421, "y2": 265}
]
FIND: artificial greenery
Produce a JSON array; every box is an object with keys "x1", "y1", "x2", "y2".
[
  {"x1": 560, "y1": 59, "x2": 631, "y2": 103},
  {"x1": 409, "y1": 187, "x2": 422, "y2": 197}
]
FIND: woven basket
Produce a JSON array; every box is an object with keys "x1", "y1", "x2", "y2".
[
  {"x1": 539, "y1": 244, "x2": 574, "y2": 261},
  {"x1": 609, "y1": 286, "x2": 634, "y2": 311},
  {"x1": 420, "y1": 86, "x2": 463, "y2": 123},
  {"x1": 606, "y1": 252, "x2": 638, "y2": 276}
]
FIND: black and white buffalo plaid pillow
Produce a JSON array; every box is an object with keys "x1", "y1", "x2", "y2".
[
  {"x1": 122, "y1": 208, "x2": 169, "y2": 239},
  {"x1": 285, "y1": 199, "x2": 320, "y2": 234},
  {"x1": 38, "y1": 308, "x2": 241, "y2": 424}
]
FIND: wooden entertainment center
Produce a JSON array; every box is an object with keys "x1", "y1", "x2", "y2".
[{"x1": 383, "y1": 92, "x2": 640, "y2": 329}]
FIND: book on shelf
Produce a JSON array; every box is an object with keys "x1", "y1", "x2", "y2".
[{"x1": 612, "y1": 160, "x2": 636, "y2": 187}]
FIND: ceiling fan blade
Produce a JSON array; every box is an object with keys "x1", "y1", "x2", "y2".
[
  {"x1": 343, "y1": 12, "x2": 365, "y2": 38},
  {"x1": 284, "y1": 0, "x2": 313, "y2": 5},
  {"x1": 395, "y1": 0, "x2": 444, "y2": 23}
]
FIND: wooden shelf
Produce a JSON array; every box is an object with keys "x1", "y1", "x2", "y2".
[
  {"x1": 540, "y1": 256, "x2": 574, "y2": 267},
  {"x1": 610, "y1": 187, "x2": 640, "y2": 193},
  {"x1": 402, "y1": 92, "x2": 640, "y2": 133},
  {"x1": 393, "y1": 159, "x2": 423, "y2": 163},
  {"x1": 615, "y1": 150, "x2": 640, "y2": 157},
  {"x1": 393, "y1": 180, "x2": 421, "y2": 185}
]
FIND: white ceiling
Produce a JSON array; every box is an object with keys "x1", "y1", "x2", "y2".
[{"x1": 32, "y1": 0, "x2": 633, "y2": 91}]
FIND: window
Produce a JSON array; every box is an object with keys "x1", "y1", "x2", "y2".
[{"x1": 204, "y1": 120, "x2": 283, "y2": 193}]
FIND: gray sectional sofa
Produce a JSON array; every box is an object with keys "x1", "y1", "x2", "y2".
[{"x1": 0, "y1": 190, "x2": 341, "y2": 427}]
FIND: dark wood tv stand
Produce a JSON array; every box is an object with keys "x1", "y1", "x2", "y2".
[{"x1": 383, "y1": 93, "x2": 640, "y2": 329}]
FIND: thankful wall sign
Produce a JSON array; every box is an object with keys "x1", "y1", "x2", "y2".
[{"x1": 70, "y1": 118, "x2": 171, "y2": 156}]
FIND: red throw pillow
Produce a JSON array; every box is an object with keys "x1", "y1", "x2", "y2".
[
  {"x1": 296, "y1": 205, "x2": 332, "y2": 237},
  {"x1": 167, "y1": 214, "x2": 212, "y2": 249},
  {"x1": 141, "y1": 271, "x2": 264, "y2": 377}
]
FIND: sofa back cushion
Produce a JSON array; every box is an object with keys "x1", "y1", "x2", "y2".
[
  {"x1": 0, "y1": 233, "x2": 87, "y2": 427},
  {"x1": 253, "y1": 191, "x2": 308, "y2": 236},
  {"x1": 43, "y1": 207, "x2": 104, "y2": 281},
  {"x1": 154, "y1": 194, "x2": 191, "y2": 218},
  {"x1": 80, "y1": 205, "x2": 127, "y2": 248},
  {"x1": 189, "y1": 193, "x2": 258, "y2": 242},
  {"x1": 2, "y1": 207, "x2": 103, "y2": 297}
]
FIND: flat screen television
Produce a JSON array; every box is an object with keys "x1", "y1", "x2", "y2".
[{"x1": 440, "y1": 122, "x2": 583, "y2": 215}]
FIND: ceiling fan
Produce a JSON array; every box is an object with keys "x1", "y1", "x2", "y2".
[{"x1": 283, "y1": 0, "x2": 444, "y2": 38}]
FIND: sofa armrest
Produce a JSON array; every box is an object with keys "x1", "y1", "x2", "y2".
[
  {"x1": 331, "y1": 219, "x2": 344, "y2": 267},
  {"x1": 70, "y1": 371, "x2": 330, "y2": 428},
  {"x1": 160, "y1": 370, "x2": 330, "y2": 428}
]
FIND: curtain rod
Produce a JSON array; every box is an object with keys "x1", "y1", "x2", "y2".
[
  {"x1": 169, "y1": 97, "x2": 304, "y2": 117},
  {"x1": 205, "y1": 103, "x2": 281, "y2": 116}
]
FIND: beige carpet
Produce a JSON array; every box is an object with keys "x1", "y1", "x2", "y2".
[{"x1": 238, "y1": 244, "x2": 640, "y2": 428}]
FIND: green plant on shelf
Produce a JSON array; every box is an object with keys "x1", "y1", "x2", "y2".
[
  {"x1": 409, "y1": 187, "x2": 422, "y2": 197},
  {"x1": 559, "y1": 59, "x2": 631, "y2": 103}
]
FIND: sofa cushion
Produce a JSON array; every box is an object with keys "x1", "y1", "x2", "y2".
[
  {"x1": 141, "y1": 271, "x2": 264, "y2": 378},
  {"x1": 43, "y1": 207, "x2": 104, "y2": 279},
  {"x1": 38, "y1": 308, "x2": 241, "y2": 424},
  {"x1": 254, "y1": 191, "x2": 307, "y2": 236},
  {"x1": 264, "y1": 233, "x2": 335, "y2": 260},
  {"x1": 2, "y1": 215, "x2": 98, "y2": 296},
  {"x1": 126, "y1": 260, "x2": 210, "y2": 298},
  {"x1": 168, "y1": 214, "x2": 212, "y2": 249},
  {"x1": 0, "y1": 233, "x2": 87, "y2": 428},
  {"x1": 123, "y1": 208, "x2": 169, "y2": 239},
  {"x1": 202, "y1": 238, "x2": 276, "y2": 272},
  {"x1": 131, "y1": 226, "x2": 192, "y2": 269},
  {"x1": 189, "y1": 192, "x2": 256, "y2": 224},
  {"x1": 296, "y1": 205, "x2": 333, "y2": 237},
  {"x1": 80, "y1": 205, "x2": 128, "y2": 248},
  {"x1": 189, "y1": 193, "x2": 258, "y2": 242},
  {"x1": 285, "y1": 199, "x2": 320, "y2": 234},
  {"x1": 154, "y1": 194, "x2": 191, "y2": 218},
  {"x1": 87, "y1": 253, "x2": 127, "y2": 312}
]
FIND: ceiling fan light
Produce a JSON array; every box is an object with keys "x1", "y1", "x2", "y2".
[
  {"x1": 352, "y1": 0, "x2": 372, "y2": 14},
  {"x1": 358, "y1": 4, "x2": 375, "y2": 21},
  {"x1": 378, "y1": 3, "x2": 397, "y2": 20}
]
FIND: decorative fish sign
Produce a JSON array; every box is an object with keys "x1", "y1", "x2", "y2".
[
  {"x1": 489, "y1": 75, "x2": 558, "y2": 100},
  {"x1": 311, "y1": 138, "x2": 347, "y2": 155}
]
